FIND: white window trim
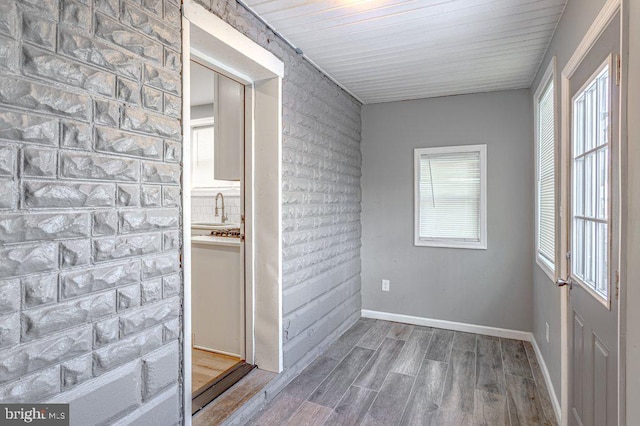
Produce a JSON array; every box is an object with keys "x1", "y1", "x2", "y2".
[
  {"x1": 569, "y1": 57, "x2": 613, "y2": 309},
  {"x1": 533, "y1": 58, "x2": 559, "y2": 282},
  {"x1": 414, "y1": 144, "x2": 487, "y2": 250}
]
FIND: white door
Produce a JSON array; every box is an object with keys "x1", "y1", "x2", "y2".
[{"x1": 560, "y1": 12, "x2": 620, "y2": 426}]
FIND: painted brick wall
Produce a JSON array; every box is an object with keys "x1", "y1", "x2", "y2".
[
  {"x1": 0, "y1": 0, "x2": 183, "y2": 424},
  {"x1": 192, "y1": 0, "x2": 363, "y2": 370},
  {"x1": 0, "y1": 0, "x2": 361, "y2": 421}
]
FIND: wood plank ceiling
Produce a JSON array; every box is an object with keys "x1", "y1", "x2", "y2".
[{"x1": 241, "y1": 0, "x2": 568, "y2": 104}]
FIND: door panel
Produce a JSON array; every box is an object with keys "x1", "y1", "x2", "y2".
[
  {"x1": 572, "y1": 312, "x2": 585, "y2": 423},
  {"x1": 593, "y1": 336, "x2": 609, "y2": 426},
  {"x1": 566, "y1": 12, "x2": 620, "y2": 426}
]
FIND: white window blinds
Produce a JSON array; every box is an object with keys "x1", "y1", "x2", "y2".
[
  {"x1": 537, "y1": 79, "x2": 556, "y2": 269},
  {"x1": 414, "y1": 145, "x2": 487, "y2": 249}
]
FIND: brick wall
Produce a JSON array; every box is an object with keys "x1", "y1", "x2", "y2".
[
  {"x1": 0, "y1": 0, "x2": 183, "y2": 424},
  {"x1": 192, "y1": 0, "x2": 363, "y2": 370},
  {"x1": 0, "y1": 0, "x2": 362, "y2": 422}
]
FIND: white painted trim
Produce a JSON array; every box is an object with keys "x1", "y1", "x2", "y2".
[
  {"x1": 184, "y1": 1, "x2": 284, "y2": 79},
  {"x1": 559, "y1": 1, "x2": 621, "y2": 424},
  {"x1": 193, "y1": 345, "x2": 241, "y2": 359},
  {"x1": 243, "y1": 86, "x2": 255, "y2": 368},
  {"x1": 617, "y1": 1, "x2": 629, "y2": 423},
  {"x1": 190, "y1": 117, "x2": 214, "y2": 128},
  {"x1": 251, "y1": 77, "x2": 284, "y2": 373},
  {"x1": 413, "y1": 144, "x2": 487, "y2": 250},
  {"x1": 533, "y1": 57, "x2": 558, "y2": 284},
  {"x1": 361, "y1": 310, "x2": 532, "y2": 342},
  {"x1": 563, "y1": 0, "x2": 621, "y2": 75},
  {"x1": 531, "y1": 336, "x2": 562, "y2": 423},
  {"x1": 181, "y1": 16, "x2": 193, "y2": 424}
]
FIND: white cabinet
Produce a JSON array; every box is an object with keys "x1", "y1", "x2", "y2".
[
  {"x1": 191, "y1": 238, "x2": 242, "y2": 357},
  {"x1": 214, "y1": 74, "x2": 244, "y2": 181},
  {"x1": 190, "y1": 71, "x2": 244, "y2": 189}
]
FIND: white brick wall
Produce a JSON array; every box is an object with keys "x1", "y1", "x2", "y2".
[
  {"x1": 0, "y1": 0, "x2": 183, "y2": 423},
  {"x1": 0, "y1": 0, "x2": 362, "y2": 422}
]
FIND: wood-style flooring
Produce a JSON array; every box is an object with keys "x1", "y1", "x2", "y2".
[
  {"x1": 249, "y1": 319, "x2": 557, "y2": 425},
  {"x1": 193, "y1": 368, "x2": 276, "y2": 426},
  {"x1": 192, "y1": 348, "x2": 243, "y2": 395}
]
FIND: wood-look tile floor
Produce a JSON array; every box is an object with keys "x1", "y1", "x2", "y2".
[
  {"x1": 249, "y1": 319, "x2": 557, "y2": 426},
  {"x1": 192, "y1": 348, "x2": 243, "y2": 394},
  {"x1": 194, "y1": 369, "x2": 276, "y2": 426}
]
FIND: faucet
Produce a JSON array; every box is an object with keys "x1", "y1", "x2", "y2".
[{"x1": 215, "y1": 192, "x2": 228, "y2": 223}]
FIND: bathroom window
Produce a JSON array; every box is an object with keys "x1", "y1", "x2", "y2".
[
  {"x1": 414, "y1": 145, "x2": 487, "y2": 249},
  {"x1": 535, "y1": 66, "x2": 556, "y2": 278}
]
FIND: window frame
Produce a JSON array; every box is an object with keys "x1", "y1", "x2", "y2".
[
  {"x1": 569, "y1": 57, "x2": 613, "y2": 308},
  {"x1": 533, "y1": 58, "x2": 559, "y2": 281},
  {"x1": 413, "y1": 144, "x2": 488, "y2": 250}
]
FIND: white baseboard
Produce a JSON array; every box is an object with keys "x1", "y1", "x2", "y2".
[
  {"x1": 531, "y1": 337, "x2": 562, "y2": 423},
  {"x1": 193, "y1": 345, "x2": 241, "y2": 359},
  {"x1": 361, "y1": 309, "x2": 532, "y2": 342}
]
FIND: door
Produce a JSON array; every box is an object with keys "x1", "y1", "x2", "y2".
[{"x1": 561, "y1": 12, "x2": 620, "y2": 426}]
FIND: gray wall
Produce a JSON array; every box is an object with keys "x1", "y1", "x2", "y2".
[
  {"x1": 0, "y1": 0, "x2": 183, "y2": 424},
  {"x1": 361, "y1": 90, "x2": 533, "y2": 332},
  {"x1": 529, "y1": 0, "x2": 610, "y2": 398}
]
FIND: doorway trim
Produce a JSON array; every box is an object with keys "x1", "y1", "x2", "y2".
[
  {"x1": 182, "y1": 1, "x2": 284, "y2": 421},
  {"x1": 559, "y1": 0, "x2": 624, "y2": 424}
]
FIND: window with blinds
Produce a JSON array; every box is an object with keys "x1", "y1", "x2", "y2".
[
  {"x1": 536, "y1": 78, "x2": 556, "y2": 273},
  {"x1": 414, "y1": 145, "x2": 487, "y2": 249}
]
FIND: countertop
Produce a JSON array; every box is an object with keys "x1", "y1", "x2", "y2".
[{"x1": 191, "y1": 235, "x2": 241, "y2": 247}]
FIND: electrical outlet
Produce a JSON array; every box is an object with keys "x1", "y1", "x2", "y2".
[
  {"x1": 545, "y1": 323, "x2": 550, "y2": 343},
  {"x1": 382, "y1": 279, "x2": 390, "y2": 292}
]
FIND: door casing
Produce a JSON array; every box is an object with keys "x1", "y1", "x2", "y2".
[{"x1": 182, "y1": 1, "x2": 285, "y2": 421}]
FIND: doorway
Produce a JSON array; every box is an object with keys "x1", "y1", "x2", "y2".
[
  {"x1": 181, "y1": 0, "x2": 285, "y2": 420},
  {"x1": 188, "y1": 60, "x2": 254, "y2": 413},
  {"x1": 559, "y1": 4, "x2": 622, "y2": 425}
]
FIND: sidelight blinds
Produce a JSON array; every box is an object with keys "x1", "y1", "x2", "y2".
[{"x1": 537, "y1": 79, "x2": 556, "y2": 270}]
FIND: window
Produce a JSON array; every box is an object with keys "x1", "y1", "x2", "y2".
[
  {"x1": 571, "y1": 61, "x2": 610, "y2": 301},
  {"x1": 190, "y1": 118, "x2": 240, "y2": 192},
  {"x1": 535, "y1": 66, "x2": 556, "y2": 278},
  {"x1": 414, "y1": 145, "x2": 487, "y2": 249}
]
